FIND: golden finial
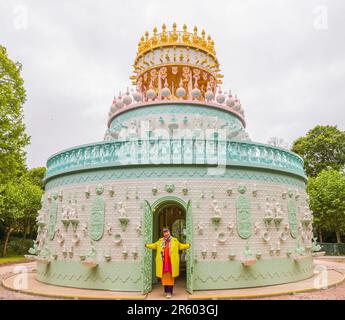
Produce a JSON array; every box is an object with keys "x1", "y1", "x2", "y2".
[
  {"x1": 210, "y1": 39, "x2": 215, "y2": 54},
  {"x1": 201, "y1": 30, "x2": 207, "y2": 48},
  {"x1": 170, "y1": 22, "x2": 178, "y2": 43},
  {"x1": 207, "y1": 35, "x2": 214, "y2": 53},
  {"x1": 138, "y1": 35, "x2": 145, "y2": 52},
  {"x1": 192, "y1": 26, "x2": 199, "y2": 45},
  {"x1": 161, "y1": 23, "x2": 168, "y2": 43},
  {"x1": 182, "y1": 24, "x2": 189, "y2": 43},
  {"x1": 144, "y1": 31, "x2": 150, "y2": 49},
  {"x1": 152, "y1": 26, "x2": 158, "y2": 46}
]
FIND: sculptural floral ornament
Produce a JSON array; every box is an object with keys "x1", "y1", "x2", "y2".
[
  {"x1": 210, "y1": 200, "x2": 222, "y2": 230},
  {"x1": 164, "y1": 184, "x2": 175, "y2": 193},
  {"x1": 28, "y1": 240, "x2": 39, "y2": 255},
  {"x1": 118, "y1": 201, "x2": 130, "y2": 231},
  {"x1": 311, "y1": 237, "x2": 322, "y2": 252}
]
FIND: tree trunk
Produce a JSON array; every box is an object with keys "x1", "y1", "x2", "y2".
[
  {"x1": 2, "y1": 228, "x2": 13, "y2": 257},
  {"x1": 318, "y1": 227, "x2": 323, "y2": 243},
  {"x1": 23, "y1": 223, "x2": 28, "y2": 240},
  {"x1": 335, "y1": 227, "x2": 342, "y2": 244}
]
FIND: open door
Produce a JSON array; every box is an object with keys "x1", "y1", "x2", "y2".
[
  {"x1": 141, "y1": 200, "x2": 153, "y2": 294},
  {"x1": 186, "y1": 200, "x2": 194, "y2": 294}
]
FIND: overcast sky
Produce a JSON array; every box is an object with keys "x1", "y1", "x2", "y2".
[{"x1": 1, "y1": 0, "x2": 344, "y2": 168}]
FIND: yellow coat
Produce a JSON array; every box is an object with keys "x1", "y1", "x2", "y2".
[{"x1": 145, "y1": 237, "x2": 190, "y2": 278}]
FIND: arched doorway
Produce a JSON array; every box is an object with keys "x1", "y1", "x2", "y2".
[
  {"x1": 152, "y1": 203, "x2": 187, "y2": 284},
  {"x1": 141, "y1": 197, "x2": 194, "y2": 294}
]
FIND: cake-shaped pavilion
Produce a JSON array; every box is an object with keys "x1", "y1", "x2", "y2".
[{"x1": 30, "y1": 23, "x2": 315, "y2": 293}]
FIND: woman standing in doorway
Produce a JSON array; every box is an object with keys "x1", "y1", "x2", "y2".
[{"x1": 145, "y1": 227, "x2": 190, "y2": 299}]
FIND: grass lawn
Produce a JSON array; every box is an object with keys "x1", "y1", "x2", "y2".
[{"x1": 0, "y1": 255, "x2": 27, "y2": 265}]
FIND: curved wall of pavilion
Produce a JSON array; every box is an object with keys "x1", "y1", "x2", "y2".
[{"x1": 34, "y1": 105, "x2": 314, "y2": 290}]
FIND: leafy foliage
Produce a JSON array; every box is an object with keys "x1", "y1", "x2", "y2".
[
  {"x1": 0, "y1": 45, "x2": 30, "y2": 184},
  {"x1": 0, "y1": 46, "x2": 45, "y2": 256},
  {"x1": 24, "y1": 167, "x2": 46, "y2": 189},
  {"x1": 0, "y1": 178, "x2": 43, "y2": 256},
  {"x1": 292, "y1": 125, "x2": 345, "y2": 177},
  {"x1": 307, "y1": 169, "x2": 345, "y2": 243}
]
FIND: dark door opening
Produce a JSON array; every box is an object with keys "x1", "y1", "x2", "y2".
[{"x1": 152, "y1": 203, "x2": 187, "y2": 284}]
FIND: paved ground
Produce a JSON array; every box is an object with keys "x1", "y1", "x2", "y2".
[
  {"x1": 1, "y1": 258, "x2": 345, "y2": 300},
  {"x1": 0, "y1": 262, "x2": 54, "y2": 300}
]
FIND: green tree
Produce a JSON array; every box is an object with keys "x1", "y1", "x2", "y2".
[
  {"x1": 307, "y1": 169, "x2": 345, "y2": 243},
  {"x1": 0, "y1": 45, "x2": 30, "y2": 184},
  {"x1": 0, "y1": 179, "x2": 43, "y2": 256},
  {"x1": 22, "y1": 167, "x2": 46, "y2": 239},
  {"x1": 292, "y1": 125, "x2": 345, "y2": 177},
  {"x1": 24, "y1": 167, "x2": 46, "y2": 189}
]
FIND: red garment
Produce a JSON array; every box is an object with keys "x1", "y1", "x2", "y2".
[{"x1": 163, "y1": 239, "x2": 172, "y2": 274}]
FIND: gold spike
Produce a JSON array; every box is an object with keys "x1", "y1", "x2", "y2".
[
  {"x1": 210, "y1": 39, "x2": 215, "y2": 54},
  {"x1": 144, "y1": 31, "x2": 151, "y2": 50},
  {"x1": 152, "y1": 26, "x2": 158, "y2": 46},
  {"x1": 182, "y1": 24, "x2": 190, "y2": 44},
  {"x1": 170, "y1": 22, "x2": 178, "y2": 43},
  {"x1": 161, "y1": 23, "x2": 168, "y2": 43},
  {"x1": 192, "y1": 26, "x2": 199, "y2": 45},
  {"x1": 138, "y1": 36, "x2": 145, "y2": 53},
  {"x1": 201, "y1": 30, "x2": 207, "y2": 48}
]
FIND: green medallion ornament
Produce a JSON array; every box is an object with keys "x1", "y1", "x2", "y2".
[
  {"x1": 165, "y1": 184, "x2": 175, "y2": 193},
  {"x1": 236, "y1": 185, "x2": 252, "y2": 239},
  {"x1": 287, "y1": 190, "x2": 298, "y2": 239},
  {"x1": 90, "y1": 185, "x2": 105, "y2": 241},
  {"x1": 48, "y1": 194, "x2": 58, "y2": 240}
]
